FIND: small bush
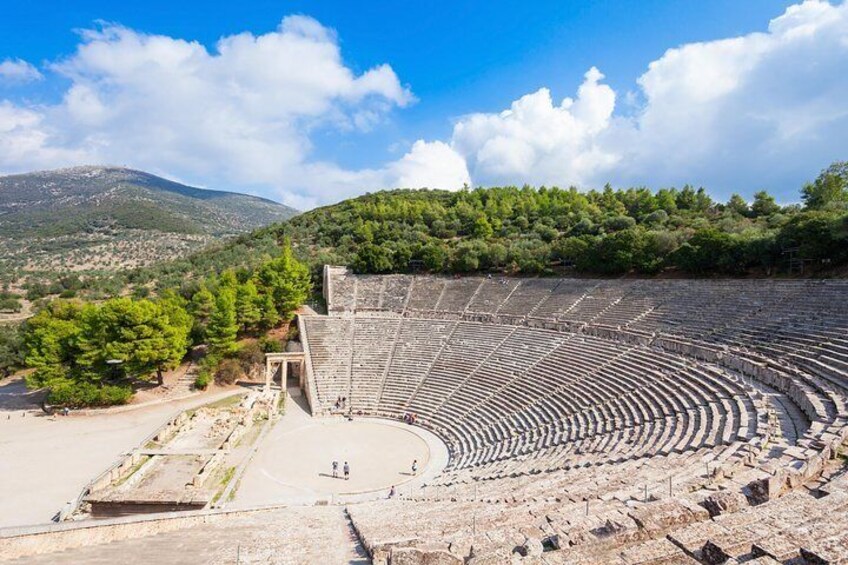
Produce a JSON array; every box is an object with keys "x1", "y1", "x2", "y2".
[
  {"x1": 194, "y1": 371, "x2": 211, "y2": 390},
  {"x1": 286, "y1": 324, "x2": 299, "y2": 341},
  {"x1": 47, "y1": 379, "x2": 132, "y2": 407},
  {"x1": 238, "y1": 341, "x2": 265, "y2": 373},
  {"x1": 259, "y1": 336, "x2": 283, "y2": 353},
  {"x1": 215, "y1": 359, "x2": 243, "y2": 385}
]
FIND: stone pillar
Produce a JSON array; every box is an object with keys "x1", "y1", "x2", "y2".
[
  {"x1": 281, "y1": 360, "x2": 288, "y2": 389},
  {"x1": 265, "y1": 357, "x2": 272, "y2": 392}
]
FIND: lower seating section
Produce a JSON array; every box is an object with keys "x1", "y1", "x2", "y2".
[
  {"x1": 348, "y1": 468, "x2": 848, "y2": 564},
  {"x1": 302, "y1": 317, "x2": 353, "y2": 406},
  {"x1": 301, "y1": 317, "x2": 818, "y2": 482},
  {"x1": 350, "y1": 318, "x2": 400, "y2": 412}
]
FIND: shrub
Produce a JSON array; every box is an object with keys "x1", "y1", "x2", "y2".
[
  {"x1": 0, "y1": 297, "x2": 22, "y2": 312},
  {"x1": 215, "y1": 358, "x2": 243, "y2": 385},
  {"x1": 46, "y1": 379, "x2": 132, "y2": 407},
  {"x1": 194, "y1": 370, "x2": 211, "y2": 390},
  {"x1": 238, "y1": 341, "x2": 265, "y2": 373},
  {"x1": 259, "y1": 336, "x2": 283, "y2": 353}
]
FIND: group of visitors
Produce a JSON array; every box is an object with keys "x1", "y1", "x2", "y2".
[
  {"x1": 331, "y1": 460, "x2": 350, "y2": 480},
  {"x1": 402, "y1": 412, "x2": 417, "y2": 425},
  {"x1": 334, "y1": 396, "x2": 347, "y2": 411}
]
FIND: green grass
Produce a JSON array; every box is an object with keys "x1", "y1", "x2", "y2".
[
  {"x1": 113, "y1": 455, "x2": 151, "y2": 487},
  {"x1": 211, "y1": 465, "x2": 238, "y2": 505},
  {"x1": 205, "y1": 393, "x2": 246, "y2": 411}
]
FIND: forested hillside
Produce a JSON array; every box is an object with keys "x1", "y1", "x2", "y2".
[
  {"x1": 18, "y1": 243, "x2": 310, "y2": 406},
  {"x1": 134, "y1": 160, "x2": 848, "y2": 290}
]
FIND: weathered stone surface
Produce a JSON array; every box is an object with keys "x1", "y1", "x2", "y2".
[
  {"x1": 390, "y1": 546, "x2": 463, "y2": 565},
  {"x1": 701, "y1": 540, "x2": 733, "y2": 565},
  {"x1": 800, "y1": 533, "x2": 848, "y2": 565},
  {"x1": 701, "y1": 491, "x2": 749, "y2": 517},
  {"x1": 628, "y1": 498, "x2": 708, "y2": 535},
  {"x1": 465, "y1": 548, "x2": 514, "y2": 565},
  {"x1": 746, "y1": 470, "x2": 787, "y2": 505},
  {"x1": 518, "y1": 537, "x2": 544, "y2": 558}
]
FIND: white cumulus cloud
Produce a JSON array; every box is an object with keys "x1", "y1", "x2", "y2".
[
  {"x1": 0, "y1": 17, "x2": 415, "y2": 206},
  {"x1": 445, "y1": 0, "x2": 848, "y2": 200},
  {"x1": 1, "y1": 2, "x2": 847, "y2": 206},
  {"x1": 0, "y1": 59, "x2": 43, "y2": 83}
]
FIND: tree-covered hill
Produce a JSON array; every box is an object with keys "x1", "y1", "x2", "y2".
[{"x1": 143, "y1": 160, "x2": 847, "y2": 286}]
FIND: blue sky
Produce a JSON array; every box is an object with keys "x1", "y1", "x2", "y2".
[{"x1": 1, "y1": 1, "x2": 846, "y2": 207}]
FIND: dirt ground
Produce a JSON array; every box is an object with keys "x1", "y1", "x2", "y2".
[
  {"x1": 232, "y1": 392, "x2": 446, "y2": 507},
  {"x1": 0, "y1": 376, "x2": 241, "y2": 529}
]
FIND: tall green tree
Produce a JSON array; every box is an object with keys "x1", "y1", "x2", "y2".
[
  {"x1": 727, "y1": 194, "x2": 749, "y2": 216},
  {"x1": 22, "y1": 300, "x2": 84, "y2": 386},
  {"x1": 254, "y1": 243, "x2": 311, "y2": 320},
  {"x1": 802, "y1": 161, "x2": 848, "y2": 209},
  {"x1": 751, "y1": 190, "x2": 780, "y2": 217},
  {"x1": 235, "y1": 280, "x2": 262, "y2": 331},
  {"x1": 207, "y1": 288, "x2": 239, "y2": 356},
  {"x1": 257, "y1": 292, "x2": 280, "y2": 330},
  {"x1": 77, "y1": 298, "x2": 190, "y2": 386},
  {"x1": 189, "y1": 284, "x2": 215, "y2": 342}
]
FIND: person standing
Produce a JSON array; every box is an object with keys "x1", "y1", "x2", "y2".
[
  {"x1": 389, "y1": 485, "x2": 396, "y2": 498},
  {"x1": 332, "y1": 460, "x2": 339, "y2": 478},
  {"x1": 411, "y1": 459, "x2": 418, "y2": 474},
  {"x1": 343, "y1": 461, "x2": 350, "y2": 480}
]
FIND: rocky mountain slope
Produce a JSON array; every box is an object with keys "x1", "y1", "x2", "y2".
[{"x1": 0, "y1": 166, "x2": 298, "y2": 279}]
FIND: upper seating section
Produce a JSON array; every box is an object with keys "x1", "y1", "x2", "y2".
[{"x1": 323, "y1": 269, "x2": 848, "y2": 392}]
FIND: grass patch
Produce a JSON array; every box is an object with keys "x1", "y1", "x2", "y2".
[
  {"x1": 113, "y1": 455, "x2": 151, "y2": 487},
  {"x1": 211, "y1": 465, "x2": 237, "y2": 505},
  {"x1": 205, "y1": 393, "x2": 245, "y2": 411}
]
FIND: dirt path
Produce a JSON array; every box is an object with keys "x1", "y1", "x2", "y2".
[{"x1": 0, "y1": 382, "x2": 242, "y2": 529}]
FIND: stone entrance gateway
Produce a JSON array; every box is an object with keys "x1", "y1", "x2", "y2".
[{"x1": 264, "y1": 352, "x2": 306, "y2": 393}]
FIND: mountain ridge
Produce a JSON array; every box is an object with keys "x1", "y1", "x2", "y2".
[{"x1": 0, "y1": 166, "x2": 299, "y2": 280}]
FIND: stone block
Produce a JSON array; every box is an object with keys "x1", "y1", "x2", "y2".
[
  {"x1": 701, "y1": 491, "x2": 749, "y2": 517},
  {"x1": 390, "y1": 546, "x2": 464, "y2": 565}
]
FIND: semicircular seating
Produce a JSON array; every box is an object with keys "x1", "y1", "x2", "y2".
[{"x1": 300, "y1": 269, "x2": 848, "y2": 563}]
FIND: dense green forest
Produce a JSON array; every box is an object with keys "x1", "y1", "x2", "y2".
[
  {"x1": 295, "y1": 161, "x2": 847, "y2": 277},
  {"x1": 22, "y1": 160, "x2": 847, "y2": 305},
  {"x1": 207, "y1": 160, "x2": 847, "y2": 279}
]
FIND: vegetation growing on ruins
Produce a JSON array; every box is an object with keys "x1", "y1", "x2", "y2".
[{"x1": 19, "y1": 243, "x2": 310, "y2": 406}]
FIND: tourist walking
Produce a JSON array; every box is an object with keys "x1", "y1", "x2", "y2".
[
  {"x1": 332, "y1": 460, "x2": 338, "y2": 478},
  {"x1": 343, "y1": 461, "x2": 350, "y2": 480},
  {"x1": 389, "y1": 485, "x2": 396, "y2": 498},
  {"x1": 411, "y1": 459, "x2": 418, "y2": 474}
]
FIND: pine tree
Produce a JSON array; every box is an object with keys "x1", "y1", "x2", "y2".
[
  {"x1": 235, "y1": 280, "x2": 262, "y2": 331},
  {"x1": 258, "y1": 292, "x2": 279, "y2": 329},
  {"x1": 207, "y1": 288, "x2": 239, "y2": 356},
  {"x1": 254, "y1": 241, "x2": 311, "y2": 321},
  {"x1": 189, "y1": 284, "x2": 214, "y2": 341},
  {"x1": 76, "y1": 298, "x2": 189, "y2": 386}
]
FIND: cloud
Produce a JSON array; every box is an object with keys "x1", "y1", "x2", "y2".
[
  {"x1": 452, "y1": 67, "x2": 618, "y2": 187},
  {"x1": 389, "y1": 140, "x2": 471, "y2": 191},
  {"x1": 1, "y1": 2, "x2": 847, "y2": 206},
  {"x1": 446, "y1": 0, "x2": 848, "y2": 200},
  {"x1": 0, "y1": 59, "x2": 43, "y2": 83},
  {"x1": 0, "y1": 17, "x2": 414, "y2": 206}
]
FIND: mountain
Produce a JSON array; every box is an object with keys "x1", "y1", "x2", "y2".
[{"x1": 0, "y1": 166, "x2": 298, "y2": 280}]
